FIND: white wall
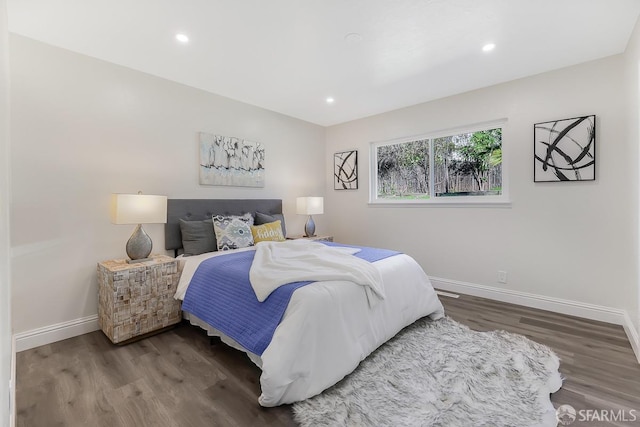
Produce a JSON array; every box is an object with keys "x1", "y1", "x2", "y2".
[
  {"x1": 9, "y1": 35, "x2": 326, "y2": 335},
  {"x1": 624, "y1": 16, "x2": 640, "y2": 335},
  {"x1": 9, "y1": 25, "x2": 640, "y2": 355},
  {"x1": 0, "y1": 0, "x2": 12, "y2": 425},
  {"x1": 326, "y1": 55, "x2": 637, "y2": 316}
]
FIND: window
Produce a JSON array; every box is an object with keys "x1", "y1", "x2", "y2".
[{"x1": 371, "y1": 122, "x2": 507, "y2": 204}]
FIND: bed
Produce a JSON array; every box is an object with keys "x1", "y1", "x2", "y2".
[{"x1": 165, "y1": 199, "x2": 445, "y2": 407}]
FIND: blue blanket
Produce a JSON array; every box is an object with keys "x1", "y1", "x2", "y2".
[{"x1": 181, "y1": 242, "x2": 399, "y2": 355}]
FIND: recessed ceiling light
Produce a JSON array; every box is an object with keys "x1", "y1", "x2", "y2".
[
  {"x1": 482, "y1": 43, "x2": 496, "y2": 52},
  {"x1": 326, "y1": 97, "x2": 335, "y2": 104},
  {"x1": 176, "y1": 33, "x2": 189, "y2": 43}
]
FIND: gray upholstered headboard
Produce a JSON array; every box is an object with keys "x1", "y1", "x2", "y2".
[{"x1": 164, "y1": 198, "x2": 283, "y2": 253}]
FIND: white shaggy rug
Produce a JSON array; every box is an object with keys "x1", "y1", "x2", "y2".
[{"x1": 293, "y1": 317, "x2": 562, "y2": 427}]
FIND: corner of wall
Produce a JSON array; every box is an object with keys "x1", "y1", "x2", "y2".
[
  {"x1": 625, "y1": 11, "x2": 640, "y2": 363},
  {"x1": 9, "y1": 336, "x2": 14, "y2": 427},
  {"x1": 1, "y1": 0, "x2": 13, "y2": 424},
  {"x1": 623, "y1": 312, "x2": 640, "y2": 364}
]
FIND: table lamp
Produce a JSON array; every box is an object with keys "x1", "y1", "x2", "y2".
[
  {"x1": 296, "y1": 196, "x2": 323, "y2": 237},
  {"x1": 110, "y1": 192, "x2": 167, "y2": 263}
]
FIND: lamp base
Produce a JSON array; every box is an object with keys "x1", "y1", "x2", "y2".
[
  {"x1": 304, "y1": 215, "x2": 316, "y2": 237},
  {"x1": 126, "y1": 257, "x2": 153, "y2": 264},
  {"x1": 126, "y1": 224, "x2": 153, "y2": 262}
]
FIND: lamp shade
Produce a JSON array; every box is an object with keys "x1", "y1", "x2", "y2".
[
  {"x1": 110, "y1": 194, "x2": 167, "y2": 225},
  {"x1": 296, "y1": 197, "x2": 324, "y2": 215}
]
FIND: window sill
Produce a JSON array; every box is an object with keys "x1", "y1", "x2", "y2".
[{"x1": 368, "y1": 199, "x2": 512, "y2": 208}]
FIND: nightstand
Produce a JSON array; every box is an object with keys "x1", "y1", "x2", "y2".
[
  {"x1": 287, "y1": 235, "x2": 334, "y2": 242},
  {"x1": 97, "y1": 254, "x2": 181, "y2": 344}
]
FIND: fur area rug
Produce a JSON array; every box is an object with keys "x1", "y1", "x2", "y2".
[{"x1": 293, "y1": 317, "x2": 562, "y2": 427}]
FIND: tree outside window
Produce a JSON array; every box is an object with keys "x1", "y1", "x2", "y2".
[{"x1": 374, "y1": 127, "x2": 503, "y2": 201}]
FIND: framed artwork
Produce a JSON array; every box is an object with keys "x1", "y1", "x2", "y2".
[
  {"x1": 334, "y1": 150, "x2": 358, "y2": 190},
  {"x1": 199, "y1": 132, "x2": 265, "y2": 187},
  {"x1": 534, "y1": 115, "x2": 596, "y2": 182}
]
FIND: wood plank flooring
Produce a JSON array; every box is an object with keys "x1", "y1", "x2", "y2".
[
  {"x1": 16, "y1": 293, "x2": 640, "y2": 426},
  {"x1": 442, "y1": 294, "x2": 640, "y2": 426}
]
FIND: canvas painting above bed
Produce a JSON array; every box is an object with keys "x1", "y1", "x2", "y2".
[{"x1": 199, "y1": 132, "x2": 265, "y2": 187}]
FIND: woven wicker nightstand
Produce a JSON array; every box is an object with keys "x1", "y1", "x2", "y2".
[
  {"x1": 97, "y1": 255, "x2": 181, "y2": 344},
  {"x1": 286, "y1": 235, "x2": 334, "y2": 242}
]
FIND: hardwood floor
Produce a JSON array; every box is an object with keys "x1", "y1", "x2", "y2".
[
  {"x1": 442, "y1": 294, "x2": 640, "y2": 426},
  {"x1": 16, "y1": 293, "x2": 640, "y2": 426}
]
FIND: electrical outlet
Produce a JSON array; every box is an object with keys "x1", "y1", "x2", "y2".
[{"x1": 498, "y1": 270, "x2": 508, "y2": 284}]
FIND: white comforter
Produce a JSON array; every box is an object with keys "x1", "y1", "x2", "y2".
[
  {"x1": 250, "y1": 240, "x2": 385, "y2": 305},
  {"x1": 175, "y1": 245, "x2": 444, "y2": 407}
]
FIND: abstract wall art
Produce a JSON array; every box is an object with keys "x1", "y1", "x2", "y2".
[
  {"x1": 199, "y1": 132, "x2": 265, "y2": 187},
  {"x1": 334, "y1": 150, "x2": 358, "y2": 190},
  {"x1": 534, "y1": 115, "x2": 596, "y2": 182}
]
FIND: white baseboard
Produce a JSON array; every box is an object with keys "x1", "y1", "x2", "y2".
[
  {"x1": 431, "y1": 276, "x2": 640, "y2": 363},
  {"x1": 14, "y1": 315, "x2": 99, "y2": 353},
  {"x1": 622, "y1": 311, "x2": 640, "y2": 364}
]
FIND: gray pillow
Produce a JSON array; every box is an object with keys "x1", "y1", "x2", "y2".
[
  {"x1": 179, "y1": 218, "x2": 217, "y2": 256},
  {"x1": 255, "y1": 211, "x2": 286, "y2": 237}
]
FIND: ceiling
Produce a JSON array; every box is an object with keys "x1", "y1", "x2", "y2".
[{"x1": 7, "y1": 0, "x2": 640, "y2": 126}]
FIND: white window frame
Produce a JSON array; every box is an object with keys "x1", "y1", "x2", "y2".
[{"x1": 369, "y1": 119, "x2": 510, "y2": 207}]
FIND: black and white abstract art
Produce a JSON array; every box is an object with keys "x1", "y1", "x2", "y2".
[
  {"x1": 199, "y1": 132, "x2": 265, "y2": 187},
  {"x1": 534, "y1": 115, "x2": 596, "y2": 182},
  {"x1": 334, "y1": 150, "x2": 358, "y2": 190}
]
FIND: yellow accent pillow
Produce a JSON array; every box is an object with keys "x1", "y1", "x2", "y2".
[{"x1": 250, "y1": 220, "x2": 286, "y2": 243}]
